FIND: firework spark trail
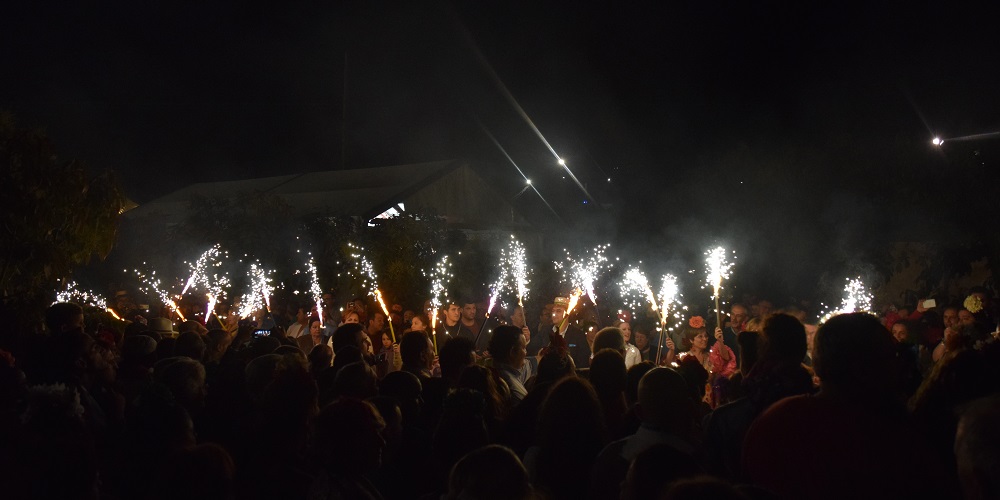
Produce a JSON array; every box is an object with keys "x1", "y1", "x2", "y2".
[
  {"x1": 620, "y1": 267, "x2": 658, "y2": 313},
  {"x1": 487, "y1": 236, "x2": 533, "y2": 315},
  {"x1": 131, "y1": 264, "x2": 185, "y2": 321},
  {"x1": 238, "y1": 263, "x2": 275, "y2": 319},
  {"x1": 54, "y1": 281, "x2": 122, "y2": 320},
  {"x1": 306, "y1": 256, "x2": 324, "y2": 327},
  {"x1": 508, "y1": 238, "x2": 530, "y2": 307},
  {"x1": 818, "y1": 277, "x2": 873, "y2": 323},
  {"x1": 182, "y1": 245, "x2": 225, "y2": 295},
  {"x1": 555, "y1": 244, "x2": 611, "y2": 306},
  {"x1": 704, "y1": 247, "x2": 735, "y2": 328},
  {"x1": 425, "y1": 254, "x2": 453, "y2": 331},
  {"x1": 179, "y1": 245, "x2": 230, "y2": 322},
  {"x1": 349, "y1": 243, "x2": 395, "y2": 341},
  {"x1": 704, "y1": 247, "x2": 734, "y2": 301}
]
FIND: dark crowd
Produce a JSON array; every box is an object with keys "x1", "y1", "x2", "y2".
[{"x1": 1, "y1": 286, "x2": 999, "y2": 500}]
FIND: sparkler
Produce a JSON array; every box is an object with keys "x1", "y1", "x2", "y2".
[
  {"x1": 818, "y1": 277, "x2": 873, "y2": 323},
  {"x1": 621, "y1": 267, "x2": 658, "y2": 312},
  {"x1": 349, "y1": 243, "x2": 394, "y2": 342},
  {"x1": 704, "y1": 247, "x2": 735, "y2": 330},
  {"x1": 306, "y1": 256, "x2": 324, "y2": 327},
  {"x1": 180, "y1": 245, "x2": 230, "y2": 325},
  {"x1": 54, "y1": 281, "x2": 122, "y2": 321},
  {"x1": 424, "y1": 254, "x2": 453, "y2": 334},
  {"x1": 557, "y1": 289, "x2": 583, "y2": 331},
  {"x1": 237, "y1": 263, "x2": 275, "y2": 319},
  {"x1": 555, "y1": 244, "x2": 611, "y2": 306},
  {"x1": 131, "y1": 264, "x2": 185, "y2": 321},
  {"x1": 655, "y1": 274, "x2": 681, "y2": 363}
]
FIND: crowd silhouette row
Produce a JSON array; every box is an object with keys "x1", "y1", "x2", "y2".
[{"x1": 1, "y1": 287, "x2": 999, "y2": 500}]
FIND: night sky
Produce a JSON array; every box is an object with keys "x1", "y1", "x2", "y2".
[{"x1": 3, "y1": 1, "x2": 998, "y2": 299}]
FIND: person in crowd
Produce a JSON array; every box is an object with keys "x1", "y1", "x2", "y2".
[
  {"x1": 456, "y1": 365, "x2": 508, "y2": 437},
  {"x1": 549, "y1": 296, "x2": 591, "y2": 369},
  {"x1": 438, "y1": 336, "x2": 476, "y2": 387},
  {"x1": 408, "y1": 313, "x2": 430, "y2": 334},
  {"x1": 614, "y1": 320, "x2": 642, "y2": 368},
  {"x1": 367, "y1": 311, "x2": 387, "y2": 345},
  {"x1": 590, "y1": 366, "x2": 699, "y2": 499},
  {"x1": 445, "y1": 445, "x2": 534, "y2": 500},
  {"x1": 620, "y1": 443, "x2": 705, "y2": 500},
  {"x1": 176, "y1": 330, "x2": 207, "y2": 361},
  {"x1": 715, "y1": 304, "x2": 746, "y2": 366},
  {"x1": 704, "y1": 313, "x2": 812, "y2": 479},
  {"x1": 308, "y1": 399, "x2": 386, "y2": 499},
  {"x1": 501, "y1": 336, "x2": 578, "y2": 456},
  {"x1": 399, "y1": 330, "x2": 436, "y2": 380},
  {"x1": 633, "y1": 325, "x2": 652, "y2": 362},
  {"x1": 955, "y1": 395, "x2": 1000, "y2": 500},
  {"x1": 676, "y1": 317, "x2": 736, "y2": 394},
  {"x1": 525, "y1": 377, "x2": 606, "y2": 500},
  {"x1": 742, "y1": 313, "x2": 948, "y2": 499},
  {"x1": 45, "y1": 301, "x2": 85, "y2": 335},
  {"x1": 488, "y1": 325, "x2": 531, "y2": 406},
  {"x1": 373, "y1": 332, "x2": 395, "y2": 378},
  {"x1": 286, "y1": 305, "x2": 309, "y2": 338},
  {"x1": 331, "y1": 322, "x2": 368, "y2": 358},
  {"x1": 588, "y1": 348, "x2": 628, "y2": 440},
  {"x1": 296, "y1": 317, "x2": 326, "y2": 354},
  {"x1": 308, "y1": 343, "x2": 333, "y2": 375},
  {"x1": 511, "y1": 305, "x2": 544, "y2": 356},
  {"x1": 437, "y1": 298, "x2": 473, "y2": 348}
]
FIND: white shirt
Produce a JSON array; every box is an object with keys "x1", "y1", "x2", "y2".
[
  {"x1": 624, "y1": 343, "x2": 642, "y2": 369},
  {"x1": 287, "y1": 322, "x2": 306, "y2": 338}
]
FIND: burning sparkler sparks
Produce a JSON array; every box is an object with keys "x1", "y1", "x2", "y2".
[
  {"x1": 555, "y1": 244, "x2": 612, "y2": 306},
  {"x1": 425, "y1": 254, "x2": 453, "y2": 332},
  {"x1": 704, "y1": 246, "x2": 735, "y2": 328},
  {"x1": 237, "y1": 263, "x2": 275, "y2": 319},
  {"x1": 486, "y1": 236, "x2": 533, "y2": 315},
  {"x1": 818, "y1": 277, "x2": 874, "y2": 323},
  {"x1": 54, "y1": 281, "x2": 122, "y2": 321},
  {"x1": 620, "y1": 267, "x2": 658, "y2": 314},
  {"x1": 179, "y1": 245, "x2": 230, "y2": 323},
  {"x1": 349, "y1": 243, "x2": 395, "y2": 342},
  {"x1": 306, "y1": 255, "x2": 324, "y2": 327},
  {"x1": 131, "y1": 264, "x2": 185, "y2": 321}
]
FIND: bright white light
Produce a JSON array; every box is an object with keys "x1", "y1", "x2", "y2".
[
  {"x1": 526, "y1": 179, "x2": 532, "y2": 184},
  {"x1": 932, "y1": 137, "x2": 943, "y2": 146},
  {"x1": 557, "y1": 158, "x2": 566, "y2": 166}
]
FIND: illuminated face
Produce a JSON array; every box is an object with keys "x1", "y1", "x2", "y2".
[
  {"x1": 411, "y1": 316, "x2": 426, "y2": 332},
  {"x1": 511, "y1": 307, "x2": 526, "y2": 327},
  {"x1": 382, "y1": 333, "x2": 392, "y2": 349},
  {"x1": 371, "y1": 313, "x2": 385, "y2": 331},
  {"x1": 891, "y1": 323, "x2": 908, "y2": 343},
  {"x1": 310, "y1": 320, "x2": 322, "y2": 338},
  {"x1": 958, "y1": 309, "x2": 975, "y2": 326},
  {"x1": 446, "y1": 304, "x2": 461, "y2": 323},
  {"x1": 730, "y1": 306, "x2": 748, "y2": 328},
  {"x1": 693, "y1": 331, "x2": 709, "y2": 350},
  {"x1": 344, "y1": 312, "x2": 360, "y2": 324},
  {"x1": 403, "y1": 310, "x2": 414, "y2": 323},
  {"x1": 634, "y1": 331, "x2": 648, "y2": 350},
  {"x1": 462, "y1": 304, "x2": 477, "y2": 321},
  {"x1": 619, "y1": 322, "x2": 631, "y2": 341},
  {"x1": 943, "y1": 309, "x2": 958, "y2": 329},
  {"x1": 552, "y1": 306, "x2": 566, "y2": 324}
]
